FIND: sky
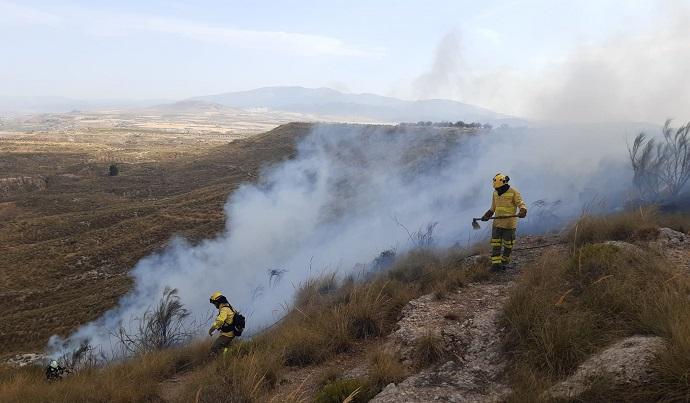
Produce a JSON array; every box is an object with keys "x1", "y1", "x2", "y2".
[{"x1": 1, "y1": 0, "x2": 689, "y2": 121}]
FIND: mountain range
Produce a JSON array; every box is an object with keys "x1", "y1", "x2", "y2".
[
  {"x1": 0, "y1": 87, "x2": 525, "y2": 125},
  {"x1": 188, "y1": 87, "x2": 524, "y2": 125}
]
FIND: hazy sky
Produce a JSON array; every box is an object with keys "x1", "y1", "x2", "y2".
[{"x1": 2, "y1": 0, "x2": 688, "y2": 121}]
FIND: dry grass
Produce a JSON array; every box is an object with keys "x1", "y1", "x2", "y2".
[
  {"x1": 0, "y1": 208, "x2": 494, "y2": 402},
  {"x1": 411, "y1": 331, "x2": 445, "y2": 370},
  {"x1": 174, "y1": 245, "x2": 487, "y2": 401},
  {"x1": 503, "y1": 212, "x2": 690, "y2": 401},
  {"x1": 566, "y1": 205, "x2": 690, "y2": 249},
  {"x1": 566, "y1": 207, "x2": 660, "y2": 247},
  {"x1": 0, "y1": 341, "x2": 208, "y2": 403},
  {"x1": 314, "y1": 378, "x2": 368, "y2": 403},
  {"x1": 367, "y1": 348, "x2": 407, "y2": 389},
  {"x1": 175, "y1": 348, "x2": 283, "y2": 403}
]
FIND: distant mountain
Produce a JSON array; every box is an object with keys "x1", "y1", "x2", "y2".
[
  {"x1": 1, "y1": 87, "x2": 526, "y2": 125},
  {"x1": 189, "y1": 86, "x2": 526, "y2": 125}
]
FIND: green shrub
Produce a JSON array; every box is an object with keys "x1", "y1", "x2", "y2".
[{"x1": 315, "y1": 378, "x2": 370, "y2": 403}]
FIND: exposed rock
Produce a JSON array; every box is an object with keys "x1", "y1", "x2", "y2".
[
  {"x1": 657, "y1": 227, "x2": 686, "y2": 244},
  {"x1": 546, "y1": 336, "x2": 665, "y2": 400},
  {"x1": 371, "y1": 283, "x2": 513, "y2": 403},
  {"x1": 369, "y1": 235, "x2": 568, "y2": 403},
  {"x1": 5, "y1": 353, "x2": 46, "y2": 367}
]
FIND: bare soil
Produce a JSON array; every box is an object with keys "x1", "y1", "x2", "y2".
[{"x1": 0, "y1": 122, "x2": 312, "y2": 358}]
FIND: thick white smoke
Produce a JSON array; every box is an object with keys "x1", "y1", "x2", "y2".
[
  {"x1": 48, "y1": 122, "x2": 637, "y2": 357},
  {"x1": 408, "y1": 3, "x2": 690, "y2": 123}
]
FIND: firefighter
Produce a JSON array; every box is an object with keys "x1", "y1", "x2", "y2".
[
  {"x1": 208, "y1": 291, "x2": 236, "y2": 357},
  {"x1": 481, "y1": 173, "x2": 527, "y2": 271},
  {"x1": 45, "y1": 360, "x2": 65, "y2": 381}
]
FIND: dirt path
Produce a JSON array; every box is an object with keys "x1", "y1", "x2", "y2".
[
  {"x1": 371, "y1": 235, "x2": 567, "y2": 402},
  {"x1": 158, "y1": 370, "x2": 198, "y2": 403}
]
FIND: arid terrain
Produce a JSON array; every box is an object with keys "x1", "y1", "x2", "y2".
[
  {"x1": 0, "y1": 119, "x2": 314, "y2": 358},
  {"x1": 2, "y1": 115, "x2": 690, "y2": 402},
  {"x1": 0, "y1": 100, "x2": 360, "y2": 137}
]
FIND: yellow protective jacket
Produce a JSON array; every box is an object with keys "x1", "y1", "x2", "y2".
[
  {"x1": 490, "y1": 186, "x2": 526, "y2": 229},
  {"x1": 212, "y1": 303, "x2": 236, "y2": 338}
]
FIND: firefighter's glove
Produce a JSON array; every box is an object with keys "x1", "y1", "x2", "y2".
[
  {"x1": 481, "y1": 210, "x2": 493, "y2": 221},
  {"x1": 518, "y1": 208, "x2": 527, "y2": 218},
  {"x1": 208, "y1": 327, "x2": 215, "y2": 337}
]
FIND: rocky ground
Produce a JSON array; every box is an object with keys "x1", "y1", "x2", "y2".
[
  {"x1": 371, "y1": 235, "x2": 567, "y2": 402},
  {"x1": 371, "y1": 228, "x2": 688, "y2": 402}
]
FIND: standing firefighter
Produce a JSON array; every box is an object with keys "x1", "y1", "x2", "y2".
[
  {"x1": 208, "y1": 291, "x2": 244, "y2": 357},
  {"x1": 481, "y1": 173, "x2": 527, "y2": 271}
]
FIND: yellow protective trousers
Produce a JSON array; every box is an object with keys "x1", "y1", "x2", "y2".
[{"x1": 490, "y1": 227, "x2": 516, "y2": 266}]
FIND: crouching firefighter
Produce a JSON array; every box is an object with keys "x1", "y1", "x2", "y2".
[
  {"x1": 45, "y1": 360, "x2": 66, "y2": 381},
  {"x1": 481, "y1": 173, "x2": 527, "y2": 271},
  {"x1": 208, "y1": 291, "x2": 245, "y2": 357}
]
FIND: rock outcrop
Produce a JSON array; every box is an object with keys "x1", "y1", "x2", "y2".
[
  {"x1": 546, "y1": 336, "x2": 665, "y2": 400},
  {"x1": 371, "y1": 283, "x2": 513, "y2": 403},
  {"x1": 657, "y1": 227, "x2": 686, "y2": 244}
]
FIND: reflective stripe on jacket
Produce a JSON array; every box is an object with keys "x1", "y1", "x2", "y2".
[
  {"x1": 490, "y1": 186, "x2": 526, "y2": 229},
  {"x1": 212, "y1": 304, "x2": 236, "y2": 338}
]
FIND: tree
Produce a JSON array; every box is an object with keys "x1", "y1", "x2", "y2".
[
  {"x1": 108, "y1": 164, "x2": 119, "y2": 176},
  {"x1": 629, "y1": 120, "x2": 690, "y2": 201}
]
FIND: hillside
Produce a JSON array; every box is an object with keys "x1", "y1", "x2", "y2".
[
  {"x1": 4, "y1": 121, "x2": 690, "y2": 402},
  {"x1": 0, "y1": 122, "x2": 311, "y2": 358},
  {"x1": 1, "y1": 121, "x2": 482, "y2": 359},
  {"x1": 189, "y1": 86, "x2": 526, "y2": 125},
  {"x1": 2, "y1": 210, "x2": 690, "y2": 402}
]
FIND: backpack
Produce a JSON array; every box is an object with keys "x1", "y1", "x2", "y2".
[
  {"x1": 219, "y1": 305, "x2": 246, "y2": 336},
  {"x1": 231, "y1": 312, "x2": 246, "y2": 336}
]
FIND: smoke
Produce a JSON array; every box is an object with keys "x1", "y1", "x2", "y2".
[
  {"x1": 412, "y1": 33, "x2": 465, "y2": 101},
  {"x1": 411, "y1": 3, "x2": 690, "y2": 123},
  {"x1": 48, "y1": 122, "x2": 637, "y2": 357}
]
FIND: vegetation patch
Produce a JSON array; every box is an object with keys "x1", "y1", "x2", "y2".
[
  {"x1": 315, "y1": 378, "x2": 370, "y2": 403},
  {"x1": 503, "y1": 213, "x2": 690, "y2": 401},
  {"x1": 411, "y1": 331, "x2": 445, "y2": 369}
]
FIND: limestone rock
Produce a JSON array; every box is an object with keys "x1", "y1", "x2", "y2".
[
  {"x1": 547, "y1": 336, "x2": 665, "y2": 400},
  {"x1": 658, "y1": 227, "x2": 686, "y2": 244},
  {"x1": 5, "y1": 353, "x2": 46, "y2": 367}
]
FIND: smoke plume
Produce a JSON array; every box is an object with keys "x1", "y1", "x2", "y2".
[
  {"x1": 48, "y1": 122, "x2": 638, "y2": 357},
  {"x1": 411, "y1": 3, "x2": 690, "y2": 123}
]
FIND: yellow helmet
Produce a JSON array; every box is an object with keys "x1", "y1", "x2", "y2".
[
  {"x1": 493, "y1": 173, "x2": 510, "y2": 189},
  {"x1": 210, "y1": 291, "x2": 224, "y2": 303}
]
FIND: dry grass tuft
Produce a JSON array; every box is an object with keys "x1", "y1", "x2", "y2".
[
  {"x1": 314, "y1": 378, "x2": 368, "y2": 403},
  {"x1": 367, "y1": 348, "x2": 407, "y2": 389},
  {"x1": 411, "y1": 331, "x2": 445, "y2": 369},
  {"x1": 173, "y1": 346, "x2": 282, "y2": 403},
  {"x1": 566, "y1": 207, "x2": 659, "y2": 247}
]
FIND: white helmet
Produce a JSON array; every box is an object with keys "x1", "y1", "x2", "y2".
[{"x1": 50, "y1": 360, "x2": 59, "y2": 369}]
